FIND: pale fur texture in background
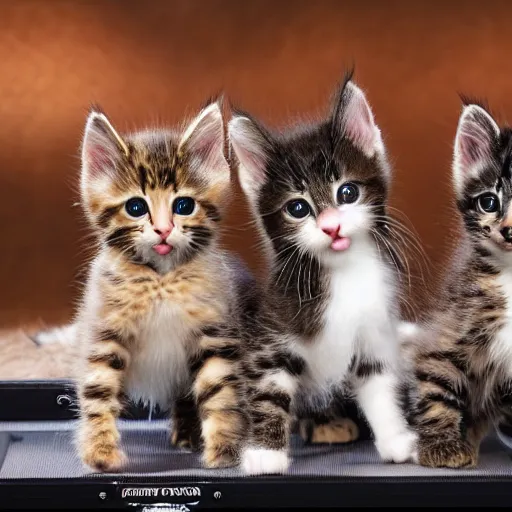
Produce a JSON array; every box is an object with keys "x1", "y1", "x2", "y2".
[{"x1": 0, "y1": 326, "x2": 76, "y2": 380}]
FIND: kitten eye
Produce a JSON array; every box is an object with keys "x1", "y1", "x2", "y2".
[
  {"x1": 337, "y1": 183, "x2": 359, "y2": 204},
  {"x1": 285, "y1": 199, "x2": 311, "y2": 219},
  {"x1": 125, "y1": 197, "x2": 148, "y2": 218},
  {"x1": 478, "y1": 193, "x2": 500, "y2": 213},
  {"x1": 173, "y1": 197, "x2": 195, "y2": 216}
]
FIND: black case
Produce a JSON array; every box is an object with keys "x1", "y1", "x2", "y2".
[{"x1": 2, "y1": 380, "x2": 512, "y2": 510}]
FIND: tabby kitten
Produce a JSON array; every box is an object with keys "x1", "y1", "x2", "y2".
[
  {"x1": 229, "y1": 75, "x2": 417, "y2": 475},
  {"x1": 70, "y1": 101, "x2": 249, "y2": 472},
  {"x1": 412, "y1": 101, "x2": 512, "y2": 468}
]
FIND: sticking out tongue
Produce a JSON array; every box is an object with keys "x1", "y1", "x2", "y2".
[
  {"x1": 331, "y1": 236, "x2": 351, "y2": 252},
  {"x1": 153, "y1": 243, "x2": 172, "y2": 256}
]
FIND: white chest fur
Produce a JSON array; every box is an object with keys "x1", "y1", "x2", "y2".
[
  {"x1": 493, "y1": 270, "x2": 512, "y2": 376},
  {"x1": 294, "y1": 243, "x2": 397, "y2": 388},
  {"x1": 124, "y1": 300, "x2": 196, "y2": 409}
]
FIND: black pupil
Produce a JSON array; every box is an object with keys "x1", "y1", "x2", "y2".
[
  {"x1": 125, "y1": 198, "x2": 147, "y2": 217},
  {"x1": 479, "y1": 194, "x2": 499, "y2": 213},
  {"x1": 174, "y1": 197, "x2": 195, "y2": 215},
  {"x1": 286, "y1": 200, "x2": 310, "y2": 219},
  {"x1": 338, "y1": 184, "x2": 359, "y2": 204}
]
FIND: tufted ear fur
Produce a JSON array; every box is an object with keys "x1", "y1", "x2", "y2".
[
  {"x1": 178, "y1": 101, "x2": 229, "y2": 190},
  {"x1": 453, "y1": 104, "x2": 500, "y2": 196},
  {"x1": 80, "y1": 110, "x2": 129, "y2": 207},
  {"x1": 82, "y1": 111, "x2": 128, "y2": 178},
  {"x1": 228, "y1": 114, "x2": 271, "y2": 203},
  {"x1": 332, "y1": 80, "x2": 385, "y2": 159}
]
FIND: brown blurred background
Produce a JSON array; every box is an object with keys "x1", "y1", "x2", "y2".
[{"x1": 1, "y1": 0, "x2": 512, "y2": 330}]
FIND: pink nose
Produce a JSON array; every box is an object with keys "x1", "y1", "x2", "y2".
[
  {"x1": 317, "y1": 208, "x2": 341, "y2": 239},
  {"x1": 154, "y1": 225, "x2": 173, "y2": 240}
]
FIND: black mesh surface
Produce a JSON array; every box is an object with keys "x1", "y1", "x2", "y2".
[{"x1": 1, "y1": 420, "x2": 512, "y2": 479}]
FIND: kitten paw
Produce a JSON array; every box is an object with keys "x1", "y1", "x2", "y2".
[
  {"x1": 376, "y1": 430, "x2": 418, "y2": 463},
  {"x1": 81, "y1": 445, "x2": 127, "y2": 473},
  {"x1": 242, "y1": 447, "x2": 290, "y2": 475},
  {"x1": 299, "y1": 418, "x2": 359, "y2": 444},
  {"x1": 202, "y1": 445, "x2": 238, "y2": 469},
  {"x1": 418, "y1": 437, "x2": 477, "y2": 468}
]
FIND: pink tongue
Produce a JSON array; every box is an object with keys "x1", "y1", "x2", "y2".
[
  {"x1": 331, "y1": 236, "x2": 351, "y2": 251},
  {"x1": 153, "y1": 243, "x2": 172, "y2": 255}
]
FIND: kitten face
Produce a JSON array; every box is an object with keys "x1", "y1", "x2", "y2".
[
  {"x1": 229, "y1": 78, "x2": 391, "y2": 269},
  {"x1": 453, "y1": 102, "x2": 512, "y2": 261},
  {"x1": 81, "y1": 102, "x2": 230, "y2": 273}
]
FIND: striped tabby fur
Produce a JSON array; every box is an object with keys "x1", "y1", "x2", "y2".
[
  {"x1": 56, "y1": 101, "x2": 250, "y2": 472},
  {"x1": 410, "y1": 100, "x2": 512, "y2": 468}
]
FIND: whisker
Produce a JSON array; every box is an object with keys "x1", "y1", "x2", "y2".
[
  {"x1": 275, "y1": 246, "x2": 301, "y2": 287},
  {"x1": 372, "y1": 229, "x2": 404, "y2": 281},
  {"x1": 371, "y1": 210, "x2": 431, "y2": 277},
  {"x1": 307, "y1": 252, "x2": 313, "y2": 301},
  {"x1": 283, "y1": 248, "x2": 303, "y2": 294}
]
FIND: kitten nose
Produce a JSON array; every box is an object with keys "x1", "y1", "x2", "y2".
[
  {"x1": 317, "y1": 208, "x2": 341, "y2": 239},
  {"x1": 501, "y1": 226, "x2": 512, "y2": 242},
  {"x1": 154, "y1": 225, "x2": 173, "y2": 240},
  {"x1": 322, "y1": 226, "x2": 340, "y2": 239}
]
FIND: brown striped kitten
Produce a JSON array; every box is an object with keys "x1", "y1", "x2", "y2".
[
  {"x1": 229, "y1": 75, "x2": 417, "y2": 475},
  {"x1": 410, "y1": 100, "x2": 512, "y2": 468},
  {"x1": 60, "y1": 101, "x2": 250, "y2": 472}
]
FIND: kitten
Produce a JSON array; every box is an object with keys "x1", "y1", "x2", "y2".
[
  {"x1": 229, "y1": 74, "x2": 417, "y2": 475},
  {"x1": 411, "y1": 100, "x2": 512, "y2": 468},
  {"x1": 66, "y1": 101, "x2": 250, "y2": 472}
]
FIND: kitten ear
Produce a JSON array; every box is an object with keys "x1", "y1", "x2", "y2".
[
  {"x1": 453, "y1": 104, "x2": 500, "y2": 194},
  {"x1": 228, "y1": 115, "x2": 270, "y2": 201},
  {"x1": 82, "y1": 110, "x2": 129, "y2": 181},
  {"x1": 333, "y1": 80, "x2": 384, "y2": 158},
  {"x1": 178, "y1": 101, "x2": 229, "y2": 187}
]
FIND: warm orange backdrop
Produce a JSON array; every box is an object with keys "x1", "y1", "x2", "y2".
[{"x1": 1, "y1": 0, "x2": 512, "y2": 327}]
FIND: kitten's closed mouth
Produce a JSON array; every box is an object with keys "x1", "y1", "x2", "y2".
[
  {"x1": 153, "y1": 243, "x2": 172, "y2": 256},
  {"x1": 331, "y1": 236, "x2": 351, "y2": 251}
]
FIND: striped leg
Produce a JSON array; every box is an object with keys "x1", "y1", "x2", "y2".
[
  {"x1": 77, "y1": 329, "x2": 130, "y2": 472},
  {"x1": 191, "y1": 334, "x2": 248, "y2": 469},
  {"x1": 171, "y1": 393, "x2": 202, "y2": 451},
  {"x1": 241, "y1": 351, "x2": 305, "y2": 475},
  {"x1": 414, "y1": 352, "x2": 476, "y2": 468}
]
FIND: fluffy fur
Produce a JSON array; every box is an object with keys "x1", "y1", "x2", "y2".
[
  {"x1": 39, "y1": 101, "x2": 253, "y2": 473},
  {"x1": 410, "y1": 101, "x2": 512, "y2": 468},
  {"x1": 230, "y1": 74, "x2": 416, "y2": 475},
  {"x1": 0, "y1": 326, "x2": 76, "y2": 379}
]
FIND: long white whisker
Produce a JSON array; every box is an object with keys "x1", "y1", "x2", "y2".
[{"x1": 275, "y1": 246, "x2": 301, "y2": 287}]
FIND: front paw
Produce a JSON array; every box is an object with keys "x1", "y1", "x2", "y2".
[
  {"x1": 242, "y1": 447, "x2": 290, "y2": 475},
  {"x1": 202, "y1": 444, "x2": 239, "y2": 469},
  {"x1": 418, "y1": 437, "x2": 477, "y2": 468},
  {"x1": 81, "y1": 444, "x2": 127, "y2": 473},
  {"x1": 376, "y1": 430, "x2": 417, "y2": 463}
]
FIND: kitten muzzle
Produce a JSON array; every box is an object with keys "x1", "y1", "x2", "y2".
[
  {"x1": 153, "y1": 243, "x2": 173, "y2": 255},
  {"x1": 317, "y1": 208, "x2": 352, "y2": 251},
  {"x1": 330, "y1": 236, "x2": 351, "y2": 251}
]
